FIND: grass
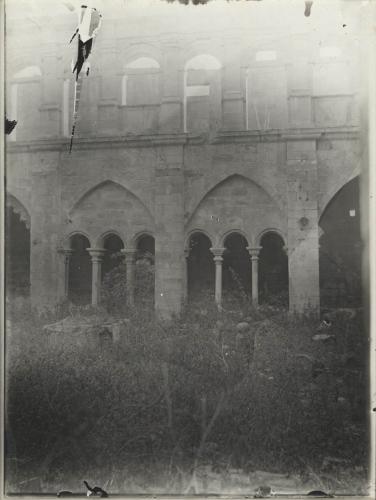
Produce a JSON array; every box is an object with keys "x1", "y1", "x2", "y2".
[{"x1": 4, "y1": 283, "x2": 370, "y2": 495}]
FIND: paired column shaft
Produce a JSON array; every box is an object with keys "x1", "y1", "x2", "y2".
[
  {"x1": 247, "y1": 246, "x2": 262, "y2": 307},
  {"x1": 59, "y1": 248, "x2": 74, "y2": 299},
  {"x1": 87, "y1": 248, "x2": 106, "y2": 306},
  {"x1": 121, "y1": 249, "x2": 137, "y2": 306},
  {"x1": 210, "y1": 247, "x2": 225, "y2": 307}
]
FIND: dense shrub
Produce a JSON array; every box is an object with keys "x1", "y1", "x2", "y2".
[
  {"x1": 101, "y1": 256, "x2": 155, "y2": 314},
  {"x1": 5, "y1": 295, "x2": 369, "y2": 494}
]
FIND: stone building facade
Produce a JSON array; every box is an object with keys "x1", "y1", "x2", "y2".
[{"x1": 5, "y1": 0, "x2": 363, "y2": 317}]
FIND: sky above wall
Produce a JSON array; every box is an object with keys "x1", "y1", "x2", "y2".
[{"x1": 4, "y1": 0, "x2": 367, "y2": 37}]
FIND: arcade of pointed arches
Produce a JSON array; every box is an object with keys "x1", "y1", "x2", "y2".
[{"x1": 5, "y1": 174, "x2": 362, "y2": 310}]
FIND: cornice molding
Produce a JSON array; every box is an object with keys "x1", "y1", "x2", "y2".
[
  {"x1": 214, "y1": 126, "x2": 360, "y2": 144},
  {"x1": 6, "y1": 133, "x2": 206, "y2": 153},
  {"x1": 6, "y1": 126, "x2": 359, "y2": 154}
]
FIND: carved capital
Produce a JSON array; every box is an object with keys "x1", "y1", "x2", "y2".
[
  {"x1": 210, "y1": 247, "x2": 226, "y2": 258},
  {"x1": 58, "y1": 248, "x2": 74, "y2": 258},
  {"x1": 120, "y1": 248, "x2": 137, "y2": 262},
  {"x1": 246, "y1": 246, "x2": 262, "y2": 259},
  {"x1": 87, "y1": 248, "x2": 106, "y2": 263}
]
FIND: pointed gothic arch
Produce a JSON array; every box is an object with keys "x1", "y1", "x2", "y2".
[
  {"x1": 319, "y1": 176, "x2": 362, "y2": 308},
  {"x1": 70, "y1": 179, "x2": 152, "y2": 218},
  {"x1": 6, "y1": 193, "x2": 31, "y2": 229},
  {"x1": 69, "y1": 180, "x2": 154, "y2": 242},
  {"x1": 186, "y1": 174, "x2": 284, "y2": 245},
  {"x1": 187, "y1": 173, "x2": 282, "y2": 229}
]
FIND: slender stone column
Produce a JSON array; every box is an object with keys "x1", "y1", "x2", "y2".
[
  {"x1": 121, "y1": 249, "x2": 137, "y2": 306},
  {"x1": 247, "y1": 246, "x2": 262, "y2": 307},
  {"x1": 58, "y1": 248, "x2": 74, "y2": 298},
  {"x1": 87, "y1": 248, "x2": 106, "y2": 306},
  {"x1": 210, "y1": 248, "x2": 225, "y2": 306}
]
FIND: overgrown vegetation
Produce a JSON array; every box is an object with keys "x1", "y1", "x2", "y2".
[
  {"x1": 101, "y1": 254, "x2": 155, "y2": 312},
  {"x1": 5, "y1": 270, "x2": 369, "y2": 495}
]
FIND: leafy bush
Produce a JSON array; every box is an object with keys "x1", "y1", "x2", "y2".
[{"x1": 101, "y1": 254, "x2": 155, "y2": 314}]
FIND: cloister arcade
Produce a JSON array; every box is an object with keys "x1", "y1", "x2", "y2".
[
  {"x1": 61, "y1": 228, "x2": 288, "y2": 309},
  {"x1": 186, "y1": 229, "x2": 288, "y2": 307},
  {"x1": 61, "y1": 231, "x2": 157, "y2": 307},
  {"x1": 6, "y1": 170, "x2": 362, "y2": 312},
  {"x1": 5, "y1": 3, "x2": 363, "y2": 316}
]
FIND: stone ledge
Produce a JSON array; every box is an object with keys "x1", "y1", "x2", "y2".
[
  {"x1": 6, "y1": 133, "x2": 206, "y2": 153},
  {"x1": 216, "y1": 126, "x2": 359, "y2": 143},
  {"x1": 6, "y1": 126, "x2": 359, "y2": 153}
]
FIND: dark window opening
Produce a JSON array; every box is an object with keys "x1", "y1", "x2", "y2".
[
  {"x1": 102, "y1": 234, "x2": 124, "y2": 280},
  {"x1": 5, "y1": 206, "x2": 30, "y2": 297},
  {"x1": 68, "y1": 234, "x2": 91, "y2": 305},
  {"x1": 319, "y1": 177, "x2": 362, "y2": 308},
  {"x1": 135, "y1": 234, "x2": 155, "y2": 304},
  {"x1": 187, "y1": 233, "x2": 214, "y2": 299},
  {"x1": 223, "y1": 233, "x2": 251, "y2": 296},
  {"x1": 259, "y1": 232, "x2": 288, "y2": 306},
  {"x1": 137, "y1": 235, "x2": 155, "y2": 263}
]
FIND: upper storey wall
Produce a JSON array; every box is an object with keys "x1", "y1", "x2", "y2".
[{"x1": 5, "y1": 0, "x2": 363, "y2": 141}]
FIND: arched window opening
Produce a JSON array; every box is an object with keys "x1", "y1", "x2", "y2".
[
  {"x1": 187, "y1": 233, "x2": 214, "y2": 300},
  {"x1": 137, "y1": 234, "x2": 155, "y2": 263},
  {"x1": 126, "y1": 57, "x2": 160, "y2": 70},
  {"x1": 259, "y1": 232, "x2": 288, "y2": 306},
  {"x1": 5, "y1": 206, "x2": 30, "y2": 297},
  {"x1": 245, "y1": 50, "x2": 286, "y2": 131},
  {"x1": 319, "y1": 177, "x2": 361, "y2": 308},
  {"x1": 122, "y1": 57, "x2": 161, "y2": 106},
  {"x1": 184, "y1": 54, "x2": 222, "y2": 133},
  {"x1": 313, "y1": 46, "x2": 351, "y2": 100},
  {"x1": 121, "y1": 57, "x2": 161, "y2": 133},
  {"x1": 8, "y1": 66, "x2": 42, "y2": 141},
  {"x1": 68, "y1": 234, "x2": 91, "y2": 305},
  {"x1": 101, "y1": 234, "x2": 124, "y2": 279},
  {"x1": 135, "y1": 234, "x2": 155, "y2": 304},
  {"x1": 223, "y1": 233, "x2": 251, "y2": 299}
]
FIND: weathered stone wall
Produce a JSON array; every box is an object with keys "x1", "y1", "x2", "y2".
[{"x1": 5, "y1": 0, "x2": 364, "y2": 316}]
